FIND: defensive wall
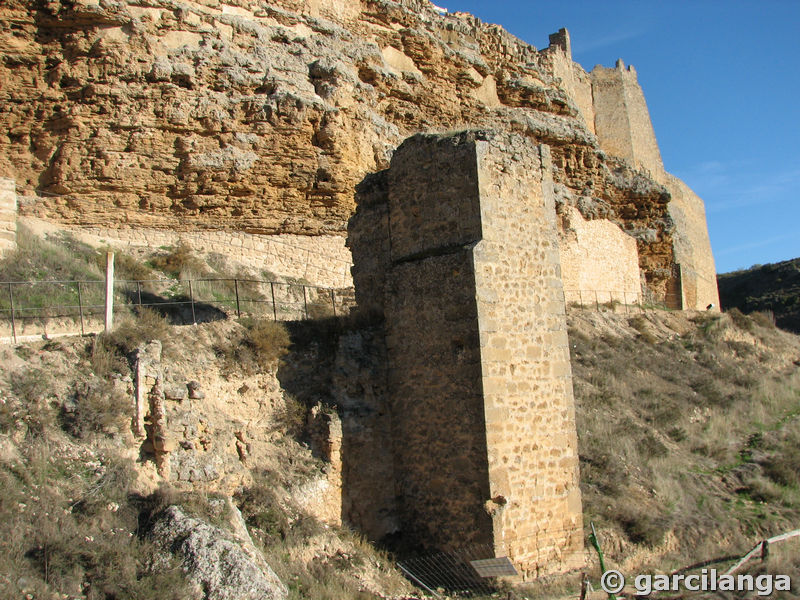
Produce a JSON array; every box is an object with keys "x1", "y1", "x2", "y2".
[
  {"x1": 64, "y1": 225, "x2": 353, "y2": 289},
  {"x1": 11, "y1": 186, "x2": 352, "y2": 288},
  {"x1": 0, "y1": 178, "x2": 16, "y2": 257},
  {"x1": 348, "y1": 130, "x2": 584, "y2": 578},
  {"x1": 558, "y1": 205, "x2": 641, "y2": 305},
  {"x1": 545, "y1": 29, "x2": 720, "y2": 310}
]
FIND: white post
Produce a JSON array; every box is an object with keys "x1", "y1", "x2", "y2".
[{"x1": 105, "y1": 251, "x2": 114, "y2": 332}]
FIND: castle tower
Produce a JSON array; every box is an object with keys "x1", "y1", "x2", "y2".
[
  {"x1": 349, "y1": 131, "x2": 583, "y2": 578},
  {"x1": 589, "y1": 62, "x2": 720, "y2": 310},
  {"x1": 590, "y1": 60, "x2": 665, "y2": 177}
]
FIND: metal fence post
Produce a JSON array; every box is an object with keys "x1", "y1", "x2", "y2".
[
  {"x1": 330, "y1": 289, "x2": 336, "y2": 318},
  {"x1": 595, "y1": 290, "x2": 599, "y2": 310},
  {"x1": 104, "y1": 251, "x2": 114, "y2": 332},
  {"x1": 8, "y1": 283, "x2": 17, "y2": 344},
  {"x1": 234, "y1": 278, "x2": 241, "y2": 318},
  {"x1": 188, "y1": 280, "x2": 197, "y2": 325},
  {"x1": 302, "y1": 285, "x2": 309, "y2": 319},
  {"x1": 136, "y1": 280, "x2": 142, "y2": 307},
  {"x1": 77, "y1": 281, "x2": 85, "y2": 336},
  {"x1": 270, "y1": 281, "x2": 277, "y2": 321}
]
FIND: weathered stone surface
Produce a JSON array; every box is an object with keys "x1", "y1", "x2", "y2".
[
  {"x1": 559, "y1": 205, "x2": 641, "y2": 305},
  {"x1": 165, "y1": 385, "x2": 189, "y2": 401},
  {"x1": 0, "y1": 0, "x2": 718, "y2": 308},
  {"x1": 0, "y1": 178, "x2": 16, "y2": 257},
  {"x1": 186, "y1": 380, "x2": 205, "y2": 400},
  {"x1": 150, "y1": 505, "x2": 288, "y2": 600},
  {"x1": 349, "y1": 131, "x2": 583, "y2": 577}
]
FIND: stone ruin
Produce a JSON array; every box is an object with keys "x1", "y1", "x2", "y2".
[{"x1": 348, "y1": 130, "x2": 583, "y2": 578}]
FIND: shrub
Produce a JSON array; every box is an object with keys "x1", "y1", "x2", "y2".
[
  {"x1": 2, "y1": 368, "x2": 57, "y2": 437},
  {"x1": 727, "y1": 307, "x2": 754, "y2": 331},
  {"x1": 149, "y1": 241, "x2": 206, "y2": 279},
  {"x1": 751, "y1": 310, "x2": 776, "y2": 328},
  {"x1": 271, "y1": 395, "x2": 306, "y2": 437},
  {"x1": 246, "y1": 319, "x2": 291, "y2": 364},
  {"x1": 62, "y1": 379, "x2": 128, "y2": 438},
  {"x1": 0, "y1": 443, "x2": 190, "y2": 600},
  {"x1": 101, "y1": 307, "x2": 172, "y2": 355},
  {"x1": 101, "y1": 249, "x2": 154, "y2": 282}
]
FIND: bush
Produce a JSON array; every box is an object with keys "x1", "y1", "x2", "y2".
[
  {"x1": 727, "y1": 307, "x2": 754, "y2": 331},
  {"x1": 149, "y1": 241, "x2": 206, "y2": 280},
  {"x1": 62, "y1": 379, "x2": 128, "y2": 438},
  {"x1": 100, "y1": 307, "x2": 172, "y2": 355},
  {"x1": 101, "y1": 248, "x2": 154, "y2": 283},
  {"x1": 0, "y1": 444, "x2": 190, "y2": 599},
  {"x1": 246, "y1": 319, "x2": 291, "y2": 364},
  {"x1": 751, "y1": 310, "x2": 776, "y2": 328},
  {"x1": 2, "y1": 368, "x2": 57, "y2": 437},
  {"x1": 271, "y1": 395, "x2": 306, "y2": 437}
]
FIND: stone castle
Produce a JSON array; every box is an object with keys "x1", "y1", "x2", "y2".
[{"x1": 0, "y1": 0, "x2": 720, "y2": 579}]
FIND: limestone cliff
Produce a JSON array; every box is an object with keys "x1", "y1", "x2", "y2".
[{"x1": 0, "y1": 0, "x2": 717, "y2": 306}]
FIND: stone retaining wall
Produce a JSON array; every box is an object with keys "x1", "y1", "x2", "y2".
[
  {"x1": 66, "y1": 226, "x2": 353, "y2": 289},
  {"x1": 0, "y1": 178, "x2": 16, "y2": 257}
]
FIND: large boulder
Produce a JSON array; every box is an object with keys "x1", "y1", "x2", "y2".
[{"x1": 150, "y1": 505, "x2": 287, "y2": 600}]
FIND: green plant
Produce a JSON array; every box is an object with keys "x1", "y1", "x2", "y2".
[
  {"x1": 149, "y1": 241, "x2": 206, "y2": 280},
  {"x1": 61, "y1": 379, "x2": 128, "y2": 439},
  {"x1": 100, "y1": 307, "x2": 172, "y2": 355},
  {"x1": 0, "y1": 443, "x2": 190, "y2": 599},
  {"x1": 246, "y1": 319, "x2": 291, "y2": 364}
]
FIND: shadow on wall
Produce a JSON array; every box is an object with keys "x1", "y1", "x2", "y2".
[
  {"x1": 276, "y1": 313, "x2": 402, "y2": 547},
  {"x1": 121, "y1": 288, "x2": 228, "y2": 325}
]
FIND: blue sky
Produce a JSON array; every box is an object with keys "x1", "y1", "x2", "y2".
[{"x1": 444, "y1": 1, "x2": 800, "y2": 273}]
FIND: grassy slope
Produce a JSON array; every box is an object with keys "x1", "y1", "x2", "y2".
[
  {"x1": 4, "y1": 230, "x2": 800, "y2": 598},
  {"x1": 568, "y1": 306, "x2": 800, "y2": 584},
  {"x1": 718, "y1": 258, "x2": 800, "y2": 334}
]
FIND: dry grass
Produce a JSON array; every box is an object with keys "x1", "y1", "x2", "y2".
[
  {"x1": 97, "y1": 307, "x2": 172, "y2": 357},
  {"x1": 0, "y1": 440, "x2": 190, "y2": 599},
  {"x1": 247, "y1": 319, "x2": 291, "y2": 363},
  {"x1": 148, "y1": 240, "x2": 206, "y2": 280},
  {"x1": 570, "y1": 307, "x2": 800, "y2": 571},
  {"x1": 213, "y1": 319, "x2": 291, "y2": 375},
  {"x1": 236, "y1": 471, "x2": 407, "y2": 600}
]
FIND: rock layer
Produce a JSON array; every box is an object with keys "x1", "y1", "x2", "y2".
[{"x1": 0, "y1": 0, "x2": 717, "y2": 305}]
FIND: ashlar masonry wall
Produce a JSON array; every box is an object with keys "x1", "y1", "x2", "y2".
[
  {"x1": 349, "y1": 131, "x2": 583, "y2": 578},
  {"x1": 590, "y1": 61, "x2": 665, "y2": 178},
  {"x1": 584, "y1": 59, "x2": 719, "y2": 310},
  {"x1": 559, "y1": 206, "x2": 641, "y2": 305},
  {"x1": 0, "y1": 178, "x2": 17, "y2": 257}
]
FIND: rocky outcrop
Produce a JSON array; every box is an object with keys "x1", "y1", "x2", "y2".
[
  {"x1": 0, "y1": 0, "x2": 716, "y2": 303},
  {"x1": 150, "y1": 504, "x2": 288, "y2": 600}
]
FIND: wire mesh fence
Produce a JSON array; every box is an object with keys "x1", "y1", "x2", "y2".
[
  {"x1": 564, "y1": 289, "x2": 684, "y2": 312},
  {"x1": 397, "y1": 525, "x2": 800, "y2": 599},
  {"x1": 396, "y1": 525, "x2": 584, "y2": 598},
  {"x1": 0, "y1": 276, "x2": 356, "y2": 342},
  {"x1": 398, "y1": 543, "x2": 499, "y2": 597}
]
